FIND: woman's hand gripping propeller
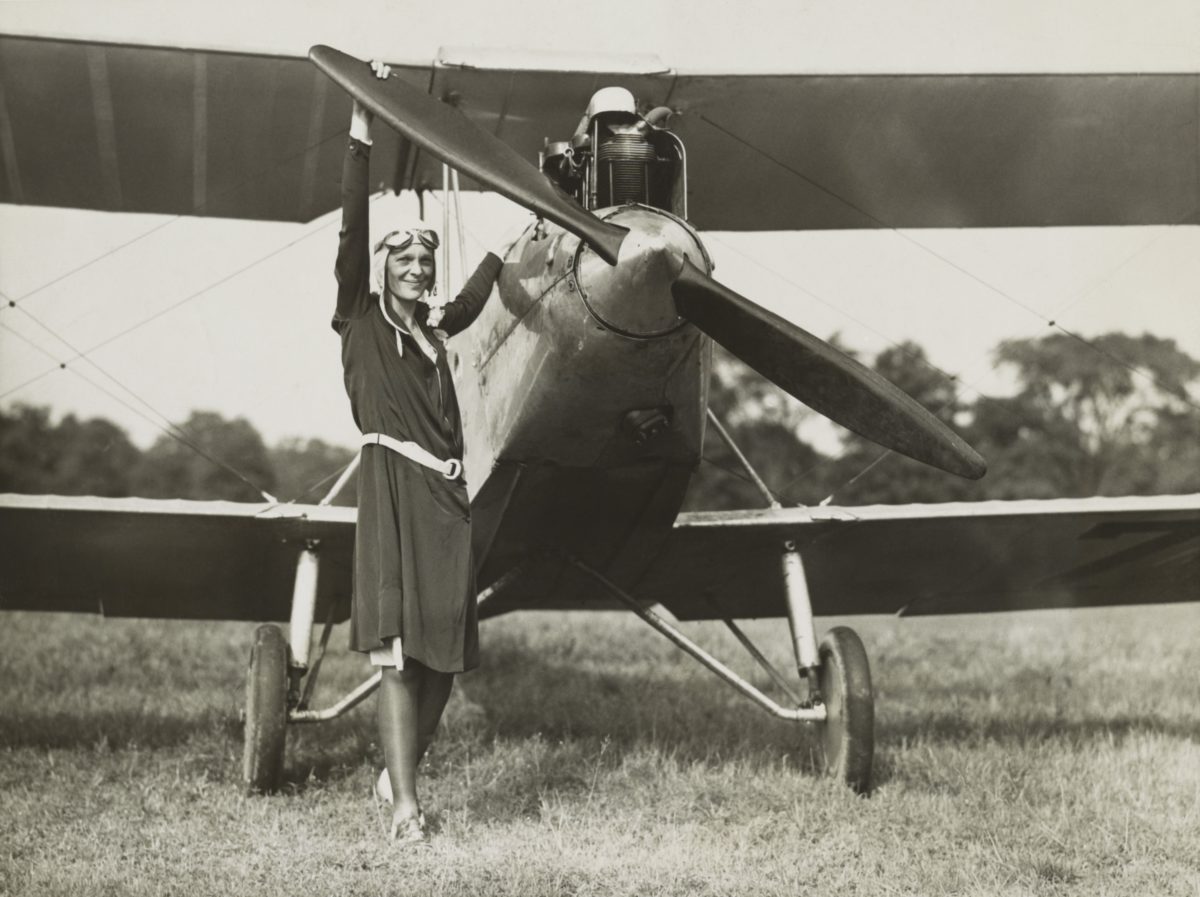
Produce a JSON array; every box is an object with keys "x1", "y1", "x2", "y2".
[{"x1": 310, "y1": 45, "x2": 986, "y2": 480}]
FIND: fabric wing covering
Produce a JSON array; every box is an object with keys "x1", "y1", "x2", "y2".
[
  {"x1": 1, "y1": 494, "x2": 1196, "y2": 621},
  {"x1": 0, "y1": 495, "x2": 355, "y2": 621},
  {"x1": 1, "y1": 36, "x2": 1197, "y2": 230}
]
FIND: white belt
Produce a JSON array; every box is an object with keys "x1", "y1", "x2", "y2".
[{"x1": 361, "y1": 432, "x2": 463, "y2": 480}]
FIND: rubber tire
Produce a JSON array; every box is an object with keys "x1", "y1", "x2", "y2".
[
  {"x1": 243, "y1": 624, "x2": 288, "y2": 794},
  {"x1": 817, "y1": 626, "x2": 874, "y2": 794}
]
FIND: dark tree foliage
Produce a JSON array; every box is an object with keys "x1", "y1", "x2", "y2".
[
  {"x1": 0, "y1": 405, "x2": 363, "y2": 503},
  {"x1": 683, "y1": 331, "x2": 1200, "y2": 509},
  {"x1": 802, "y1": 341, "x2": 981, "y2": 505},
  {"x1": 970, "y1": 332, "x2": 1200, "y2": 498},
  {"x1": 0, "y1": 404, "x2": 58, "y2": 493},
  {"x1": 130, "y1": 410, "x2": 278, "y2": 501},
  {"x1": 0, "y1": 404, "x2": 140, "y2": 496},
  {"x1": 682, "y1": 346, "x2": 823, "y2": 511},
  {"x1": 3, "y1": 328, "x2": 1196, "y2": 507},
  {"x1": 1149, "y1": 409, "x2": 1200, "y2": 494},
  {"x1": 269, "y1": 437, "x2": 358, "y2": 506},
  {"x1": 52, "y1": 414, "x2": 143, "y2": 496}
]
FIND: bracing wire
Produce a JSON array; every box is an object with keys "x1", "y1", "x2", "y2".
[
  {"x1": 0, "y1": 317, "x2": 278, "y2": 501},
  {"x1": 697, "y1": 112, "x2": 1200, "y2": 415},
  {"x1": 452, "y1": 169, "x2": 469, "y2": 285},
  {"x1": 705, "y1": 224, "x2": 1194, "y2": 504},
  {"x1": 707, "y1": 218, "x2": 1199, "y2": 501},
  {"x1": 441, "y1": 163, "x2": 452, "y2": 301},
  {"x1": 0, "y1": 188, "x2": 377, "y2": 502},
  {"x1": 698, "y1": 454, "x2": 788, "y2": 505},
  {"x1": 0, "y1": 207, "x2": 343, "y2": 402},
  {"x1": 1, "y1": 126, "x2": 351, "y2": 316},
  {"x1": 695, "y1": 114, "x2": 1200, "y2": 500},
  {"x1": 701, "y1": 235, "x2": 986, "y2": 499},
  {"x1": 424, "y1": 190, "x2": 491, "y2": 256}
]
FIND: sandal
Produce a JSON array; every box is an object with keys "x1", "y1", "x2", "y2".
[
  {"x1": 389, "y1": 812, "x2": 426, "y2": 845},
  {"x1": 376, "y1": 769, "x2": 427, "y2": 830}
]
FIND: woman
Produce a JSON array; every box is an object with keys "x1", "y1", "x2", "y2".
[{"x1": 334, "y1": 60, "x2": 516, "y2": 844}]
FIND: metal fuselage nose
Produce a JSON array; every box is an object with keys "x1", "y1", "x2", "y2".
[
  {"x1": 449, "y1": 205, "x2": 713, "y2": 482},
  {"x1": 572, "y1": 205, "x2": 709, "y2": 339}
]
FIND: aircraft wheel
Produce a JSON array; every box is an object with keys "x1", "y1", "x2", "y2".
[
  {"x1": 817, "y1": 626, "x2": 874, "y2": 794},
  {"x1": 243, "y1": 624, "x2": 288, "y2": 794}
]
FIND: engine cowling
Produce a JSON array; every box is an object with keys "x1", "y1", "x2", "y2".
[{"x1": 573, "y1": 204, "x2": 710, "y2": 339}]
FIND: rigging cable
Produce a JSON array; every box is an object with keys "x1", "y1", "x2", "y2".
[
  {"x1": 0, "y1": 316, "x2": 278, "y2": 501},
  {"x1": 0, "y1": 126, "x2": 351, "y2": 317},
  {"x1": 704, "y1": 227, "x2": 1198, "y2": 503},
  {"x1": 1, "y1": 206, "x2": 345, "y2": 402},
  {"x1": 0, "y1": 122, "x2": 361, "y2": 501},
  {"x1": 701, "y1": 234, "x2": 985, "y2": 500},
  {"x1": 696, "y1": 115, "x2": 1200, "y2": 606},
  {"x1": 0, "y1": 192, "x2": 375, "y2": 502},
  {"x1": 694, "y1": 114, "x2": 1200, "y2": 500},
  {"x1": 697, "y1": 113, "x2": 1200, "y2": 414}
]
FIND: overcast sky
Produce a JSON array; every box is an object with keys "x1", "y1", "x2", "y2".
[{"x1": 2, "y1": 1, "x2": 1198, "y2": 452}]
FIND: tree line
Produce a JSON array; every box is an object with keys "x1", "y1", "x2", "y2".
[
  {"x1": 1, "y1": 331, "x2": 1196, "y2": 508},
  {"x1": 690, "y1": 330, "x2": 1199, "y2": 509},
  {"x1": 0, "y1": 407, "x2": 357, "y2": 506}
]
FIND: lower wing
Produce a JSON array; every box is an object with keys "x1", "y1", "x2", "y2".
[
  {"x1": 0, "y1": 494, "x2": 354, "y2": 621},
  {"x1": 2, "y1": 493, "x2": 1196, "y2": 621},
  {"x1": 635, "y1": 495, "x2": 1200, "y2": 619}
]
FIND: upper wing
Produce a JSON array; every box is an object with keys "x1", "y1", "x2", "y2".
[
  {"x1": 0, "y1": 494, "x2": 355, "y2": 621},
  {"x1": 631, "y1": 494, "x2": 1200, "y2": 620},
  {"x1": 0, "y1": 35, "x2": 389, "y2": 222},
  {"x1": 2, "y1": 35, "x2": 1196, "y2": 229},
  {"x1": 429, "y1": 56, "x2": 1200, "y2": 231}
]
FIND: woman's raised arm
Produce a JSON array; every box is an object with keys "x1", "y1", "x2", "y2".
[{"x1": 333, "y1": 63, "x2": 390, "y2": 320}]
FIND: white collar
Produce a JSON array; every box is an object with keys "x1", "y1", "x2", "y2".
[{"x1": 378, "y1": 293, "x2": 437, "y2": 362}]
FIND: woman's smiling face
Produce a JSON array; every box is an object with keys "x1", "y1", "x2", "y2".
[{"x1": 386, "y1": 243, "x2": 435, "y2": 300}]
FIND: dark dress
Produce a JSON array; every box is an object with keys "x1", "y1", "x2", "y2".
[{"x1": 334, "y1": 137, "x2": 501, "y2": 672}]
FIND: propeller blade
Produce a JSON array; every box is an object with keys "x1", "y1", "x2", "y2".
[
  {"x1": 671, "y1": 258, "x2": 987, "y2": 479},
  {"x1": 310, "y1": 45, "x2": 627, "y2": 265}
]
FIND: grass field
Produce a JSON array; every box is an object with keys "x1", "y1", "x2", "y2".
[{"x1": 1, "y1": 603, "x2": 1198, "y2": 896}]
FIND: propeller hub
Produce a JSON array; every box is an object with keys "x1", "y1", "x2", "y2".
[{"x1": 572, "y1": 205, "x2": 709, "y2": 339}]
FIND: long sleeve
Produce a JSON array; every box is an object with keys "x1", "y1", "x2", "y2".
[
  {"x1": 433, "y1": 253, "x2": 503, "y2": 337},
  {"x1": 334, "y1": 138, "x2": 373, "y2": 321}
]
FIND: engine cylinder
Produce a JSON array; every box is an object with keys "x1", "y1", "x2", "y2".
[{"x1": 597, "y1": 133, "x2": 658, "y2": 205}]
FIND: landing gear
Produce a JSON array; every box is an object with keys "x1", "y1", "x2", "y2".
[
  {"x1": 817, "y1": 626, "x2": 874, "y2": 793},
  {"x1": 239, "y1": 468, "x2": 391, "y2": 793},
  {"x1": 701, "y1": 411, "x2": 876, "y2": 791},
  {"x1": 567, "y1": 557, "x2": 876, "y2": 793},
  {"x1": 240, "y1": 539, "x2": 385, "y2": 793},
  {"x1": 243, "y1": 623, "x2": 288, "y2": 794}
]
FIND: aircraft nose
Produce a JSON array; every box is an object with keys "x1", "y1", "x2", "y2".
[{"x1": 573, "y1": 206, "x2": 708, "y2": 338}]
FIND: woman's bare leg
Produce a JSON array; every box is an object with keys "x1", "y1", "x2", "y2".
[
  {"x1": 416, "y1": 669, "x2": 455, "y2": 762},
  {"x1": 378, "y1": 666, "x2": 422, "y2": 830}
]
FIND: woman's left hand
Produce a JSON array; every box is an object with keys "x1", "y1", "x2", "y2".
[
  {"x1": 492, "y1": 217, "x2": 535, "y2": 261},
  {"x1": 350, "y1": 61, "x2": 393, "y2": 143}
]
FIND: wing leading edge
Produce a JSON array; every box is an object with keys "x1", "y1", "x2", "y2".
[
  {"x1": 2, "y1": 493, "x2": 1197, "y2": 622},
  {"x1": 0, "y1": 494, "x2": 355, "y2": 622},
  {"x1": 632, "y1": 494, "x2": 1200, "y2": 620}
]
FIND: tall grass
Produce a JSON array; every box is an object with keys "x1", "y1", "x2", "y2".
[{"x1": 1, "y1": 604, "x2": 1197, "y2": 895}]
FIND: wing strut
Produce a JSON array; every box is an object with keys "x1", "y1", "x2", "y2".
[
  {"x1": 705, "y1": 407, "x2": 823, "y2": 693},
  {"x1": 569, "y1": 553, "x2": 874, "y2": 792},
  {"x1": 567, "y1": 556, "x2": 824, "y2": 722},
  {"x1": 706, "y1": 407, "x2": 781, "y2": 509}
]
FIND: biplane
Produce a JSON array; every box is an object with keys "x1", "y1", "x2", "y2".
[{"x1": 1, "y1": 17, "x2": 1198, "y2": 796}]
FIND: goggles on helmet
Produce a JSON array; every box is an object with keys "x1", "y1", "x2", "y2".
[{"x1": 374, "y1": 228, "x2": 440, "y2": 254}]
